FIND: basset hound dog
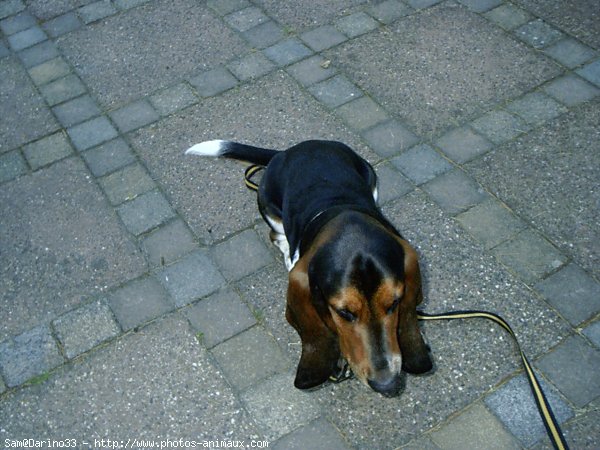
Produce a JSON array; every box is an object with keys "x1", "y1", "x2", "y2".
[{"x1": 186, "y1": 140, "x2": 433, "y2": 397}]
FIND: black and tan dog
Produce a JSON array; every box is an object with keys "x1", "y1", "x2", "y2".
[{"x1": 186, "y1": 140, "x2": 433, "y2": 396}]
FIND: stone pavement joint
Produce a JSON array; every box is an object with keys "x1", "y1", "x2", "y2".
[{"x1": 1, "y1": 0, "x2": 599, "y2": 447}]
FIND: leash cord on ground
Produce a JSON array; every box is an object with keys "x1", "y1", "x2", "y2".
[
  {"x1": 417, "y1": 310, "x2": 569, "y2": 450},
  {"x1": 243, "y1": 164, "x2": 569, "y2": 450},
  {"x1": 244, "y1": 164, "x2": 263, "y2": 192}
]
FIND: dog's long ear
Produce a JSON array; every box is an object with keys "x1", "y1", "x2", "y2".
[
  {"x1": 396, "y1": 238, "x2": 433, "y2": 374},
  {"x1": 286, "y1": 263, "x2": 340, "y2": 389}
]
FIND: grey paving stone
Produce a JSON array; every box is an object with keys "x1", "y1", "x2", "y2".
[
  {"x1": 79, "y1": 0, "x2": 117, "y2": 24},
  {"x1": 335, "y1": 96, "x2": 389, "y2": 131},
  {"x1": 456, "y1": 199, "x2": 526, "y2": 249},
  {"x1": 519, "y1": 0, "x2": 600, "y2": 49},
  {"x1": 7, "y1": 25, "x2": 46, "y2": 51},
  {"x1": 149, "y1": 83, "x2": 198, "y2": 116},
  {"x1": 117, "y1": 190, "x2": 176, "y2": 236},
  {"x1": 68, "y1": 116, "x2": 119, "y2": 152},
  {"x1": 158, "y1": 249, "x2": 225, "y2": 307},
  {"x1": 22, "y1": 131, "x2": 73, "y2": 170},
  {"x1": 207, "y1": 0, "x2": 250, "y2": 16},
  {"x1": 241, "y1": 372, "x2": 320, "y2": 441},
  {"x1": 373, "y1": 162, "x2": 414, "y2": 205},
  {"x1": 535, "y1": 263, "x2": 600, "y2": 326},
  {"x1": 53, "y1": 300, "x2": 120, "y2": 359},
  {"x1": 368, "y1": 0, "x2": 413, "y2": 25},
  {"x1": 227, "y1": 51, "x2": 275, "y2": 81},
  {"x1": 576, "y1": 59, "x2": 600, "y2": 87},
  {"x1": 391, "y1": 144, "x2": 453, "y2": 185},
  {"x1": 515, "y1": 19, "x2": 564, "y2": 49},
  {"x1": 235, "y1": 265, "x2": 297, "y2": 364},
  {"x1": 543, "y1": 74, "x2": 600, "y2": 107},
  {"x1": 330, "y1": 4, "x2": 561, "y2": 138},
  {"x1": 0, "y1": 314, "x2": 258, "y2": 441},
  {"x1": 467, "y1": 99, "x2": 600, "y2": 279},
  {"x1": 470, "y1": 109, "x2": 530, "y2": 144},
  {"x1": 43, "y1": 12, "x2": 81, "y2": 38},
  {"x1": 184, "y1": 289, "x2": 256, "y2": 348},
  {"x1": 224, "y1": 5, "x2": 269, "y2": 32},
  {"x1": 109, "y1": 99, "x2": 159, "y2": 133},
  {"x1": 42, "y1": 12, "x2": 81, "y2": 38},
  {"x1": 422, "y1": 169, "x2": 488, "y2": 215},
  {"x1": 211, "y1": 229, "x2": 274, "y2": 281},
  {"x1": 493, "y1": 229, "x2": 567, "y2": 284},
  {"x1": 457, "y1": 0, "x2": 502, "y2": 13},
  {"x1": 582, "y1": 321, "x2": 600, "y2": 348},
  {"x1": 17, "y1": 40, "x2": 59, "y2": 68},
  {"x1": 0, "y1": 150, "x2": 27, "y2": 183},
  {"x1": 0, "y1": 158, "x2": 146, "y2": 341},
  {"x1": 212, "y1": 326, "x2": 288, "y2": 390},
  {"x1": 28, "y1": 57, "x2": 71, "y2": 86},
  {"x1": 335, "y1": 11, "x2": 379, "y2": 38},
  {"x1": 536, "y1": 335, "x2": 600, "y2": 407},
  {"x1": 0, "y1": 10, "x2": 36, "y2": 35},
  {"x1": 429, "y1": 402, "x2": 520, "y2": 450},
  {"x1": 543, "y1": 38, "x2": 597, "y2": 69},
  {"x1": 81, "y1": 138, "x2": 136, "y2": 176},
  {"x1": 484, "y1": 3, "x2": 532, "y2": 30},
  {"x1": 484, "y1": 374, "x2": 573, "y2": 447},
  {"x1": 241, "y1": 20, "x2": 284, "y2": 49},
  {"x1": 0, "y1": 0, "x2": 25, "y2": 20},
  {"x1": 189, "y1": 66, "x2": 238, "y2": 97},
  {"x1": 98, "y1": 163, "x2": 155, "y2": 205},
  {"x1": 435, "y1": 126, "x2": 493, "y2": 163},
  {"x1": 0, "y1": 377, "x2": 5, "y2": 394},
  {"x1": 108, "y1": 276, "x2": 173, "y2": 331},
  {"x1": 506, "y1": 92, "x2": 567, "y2": 126},
  {"x1": 39, "y1": 74, "x2": 87, "y2": 106},
  {"x1": 273, "y1": 418, "x2": 350, "y2": 450},
  {"x1": 52, "y1": 95, "x2": 101, "y2": 127},
  {"x1": 59, "y1": 0, "x2": 247, "y2": 109},
  {"x1": 0, "y1": 325, "x2": 63, "y2": 387},
  {"x1": 263, "y1": 38, "x2": 313, "y2": 67},
  {"x1": 286, "y1": 55, "x2": 336, "y2": 87},
  {"x1": 362, "y1": 119, "x2": 419, "y2": 158},
  {"x1": 308, "y1": 74, "x2": 363, "y2": 108},
  {"x1": 300, "y1": 25, "x2": 347, "y2": 52},
  {"x1": 141, "y1": 219, "x2": 198, "y2": 267}
]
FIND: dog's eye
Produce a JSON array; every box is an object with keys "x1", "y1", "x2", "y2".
[
  {"x1": 386, "y1": 297, "x2": 401, "y2": 315},
  {"x1": 336, "y1": 308, "x2": 357, "y2": 322}
]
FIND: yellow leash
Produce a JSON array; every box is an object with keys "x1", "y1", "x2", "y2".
[
  {"x1": 417, "y1": 310, "x2": 569, "y2": 450},
  {"x1": 244, "y1": 164, "x2": 263, "y2": 191},
  {"x1": 243, "y1": 165, "x2": 569, "y2": 450}
]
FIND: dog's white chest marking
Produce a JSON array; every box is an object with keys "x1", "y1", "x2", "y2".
[{"x1": 264, "y1": 214, "x2": 298, "y2": 271}]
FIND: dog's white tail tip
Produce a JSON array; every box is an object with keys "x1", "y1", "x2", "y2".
[{"x1": 185, "y1": 139, "x2": 227, "y2": 157}]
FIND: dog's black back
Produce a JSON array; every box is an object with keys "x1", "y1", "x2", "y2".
[{"x1": 257, "y1": 141, "x2": 380, "y2": 256}]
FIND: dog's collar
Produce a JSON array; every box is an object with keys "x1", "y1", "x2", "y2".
[{"x1": 298, "y1": 204, "x2": 391, "y2": 256}]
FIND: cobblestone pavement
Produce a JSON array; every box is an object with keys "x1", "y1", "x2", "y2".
[{"x1": 1, "y1": 0, "x2": 599, "y2": 448}]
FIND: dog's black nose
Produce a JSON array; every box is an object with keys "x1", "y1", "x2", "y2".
[{"x1": 367, "y1": 375, "x2": 404, "y2": 397}]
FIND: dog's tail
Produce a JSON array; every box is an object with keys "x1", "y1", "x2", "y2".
[{"x1": 185, "y1": 140, "x2": 278, "y2": 166}]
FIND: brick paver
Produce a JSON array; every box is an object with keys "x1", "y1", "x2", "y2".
[{"x1": 1, "y1": 0, "x2": 598, "y2": 448}]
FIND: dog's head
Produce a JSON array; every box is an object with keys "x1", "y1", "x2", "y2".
[{"x1": 286, "y1": 215, "x2": 432, "y2": 396}]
